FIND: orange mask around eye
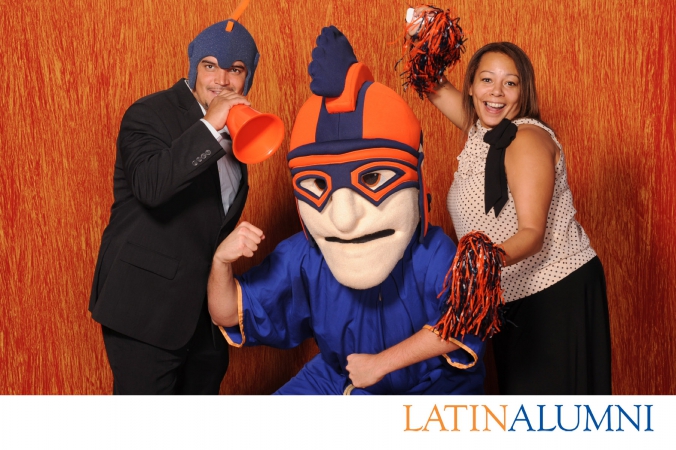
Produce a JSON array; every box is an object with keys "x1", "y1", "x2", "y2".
[{"x1": 290, "y1": 149, "x2": 421, "y2": 211}]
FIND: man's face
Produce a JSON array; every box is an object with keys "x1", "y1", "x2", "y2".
[
  {"x1": 298, "y1": 186, "x2": 420, "y2": 290},
  {"x1": 192, "y1": 57, "x2": 247, "y2": 109}
]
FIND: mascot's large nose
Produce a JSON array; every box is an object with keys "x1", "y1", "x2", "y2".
[{"x1": 328, "y1": 188, "x2": 365, "y2": 233}]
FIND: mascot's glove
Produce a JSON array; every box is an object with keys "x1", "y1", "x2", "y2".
[{"x1": 308, "y1": 25, "x2": 357, "y2": 97}]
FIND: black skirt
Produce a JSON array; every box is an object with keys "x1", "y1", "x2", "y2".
[{"x1": 492, "y1": 256, "x2": 612, "y2": 394}]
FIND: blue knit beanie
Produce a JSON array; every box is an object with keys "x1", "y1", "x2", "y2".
[{"x1": 187, "y1": 19, "x2": 259, "y2": 95}]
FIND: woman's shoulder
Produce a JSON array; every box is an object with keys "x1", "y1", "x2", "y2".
[
  {"x1": 513, "y1": 118, "x2": 559, "y2": 142},
  {"x1": 512, "y1": 119, "x2": 559, "y2": 153},
  {"x1": 508, "y1": 121, "x2": 559, "y2": 162},
  {"x1": 515, "y1": 122, "x2": 553, "y2": 141}
]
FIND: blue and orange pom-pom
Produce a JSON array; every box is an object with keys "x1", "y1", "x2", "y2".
[
  {"x1": 434, "y1": 231, "x2": 506, "y2": 341},
  {"x1": 399, "y1": 5, "x2": 466, "y2": 98}
]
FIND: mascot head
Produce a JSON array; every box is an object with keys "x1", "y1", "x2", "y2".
[{"x1": 288, "y1": 26, "x2": 430, "y2": 290}]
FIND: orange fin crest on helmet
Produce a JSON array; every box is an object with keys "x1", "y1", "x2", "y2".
[{"x1": 325, "y1": 63, "x2": 374, "y2": 114}]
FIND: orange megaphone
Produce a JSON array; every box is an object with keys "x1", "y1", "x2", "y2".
[{"x1": 225, "y1": 105, "x2": 285, "y2": 164}]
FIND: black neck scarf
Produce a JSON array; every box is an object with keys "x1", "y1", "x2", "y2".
[{"x1": 483, "y1": 118, "x2": 518, "y2": 217}]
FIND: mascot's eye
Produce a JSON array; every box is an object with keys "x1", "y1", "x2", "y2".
[
  {"x1": 360, "y1": 170, "x2": 396, "y2": 190},
  {"x1": 362, "y1": 173, "x2": 380, "y2": 186},
  {"x1": 315, "y1": 179, "x2": 327, "y2": 190},
  {"x1": 299, "y1": 177, "x2": 327, "y2": 197}
]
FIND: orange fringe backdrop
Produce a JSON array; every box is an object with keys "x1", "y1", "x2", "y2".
[{"x1": 1, "y1": 0, "x2": 674, "y2": 394}]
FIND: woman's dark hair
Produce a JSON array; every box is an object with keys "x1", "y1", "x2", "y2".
[{"x1": 461, "y1": 42, "x2": 542, "y2": 133}]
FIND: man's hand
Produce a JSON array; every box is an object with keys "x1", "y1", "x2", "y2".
[
  {"x1": 346, "y1": 353, "x2": 386, "y2": 388},
  {"x1": 203, "y1": 90, "x2": 251, "y2": 130},
  {"x1": 214, "y1": 221, "x2": 265, "y2": 264}
]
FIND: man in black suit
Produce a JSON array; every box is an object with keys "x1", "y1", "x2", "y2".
[{"x1": 89, "y1": 18, "x2": 260, "y2": 394}]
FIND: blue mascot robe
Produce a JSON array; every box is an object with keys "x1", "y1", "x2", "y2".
[{"x1": 221, "y1": 226, "x2": 486, "y2": 394}]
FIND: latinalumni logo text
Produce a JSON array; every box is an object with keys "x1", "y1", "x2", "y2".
[{"x1": 404, "y1": 404, "x2": 654, "y2": 432}]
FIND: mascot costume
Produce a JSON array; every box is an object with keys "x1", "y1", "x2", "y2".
[{"x1": 208, "y1": 26, "x2": 500, "y2": 395}]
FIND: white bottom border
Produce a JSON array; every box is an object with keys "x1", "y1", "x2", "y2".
[{"x1": 0, "y1": 395, "x2": 673, "y2": 448}]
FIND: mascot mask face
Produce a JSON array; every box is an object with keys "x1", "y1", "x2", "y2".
[
  {"x1": 288, "y1": 26, "x2": 430, "y2": 290},
  {"x1": 296, "y1": 159, "x2": 420, "y2": 290}
]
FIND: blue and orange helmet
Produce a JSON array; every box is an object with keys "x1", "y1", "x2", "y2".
[
  {"x1": 288, "y1": 26, "x2": 430, "y2": 242},
  {"x1": 187, "y1": 1, "x2": 259, "y2": 95}
]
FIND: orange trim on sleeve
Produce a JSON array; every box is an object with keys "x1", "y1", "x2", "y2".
[
  {"x1": 423, "y1": 324, "x2": 478, "y2": 370},
  {"x1": 218, "y1": 279, "x2": 246, "y2": 348}
]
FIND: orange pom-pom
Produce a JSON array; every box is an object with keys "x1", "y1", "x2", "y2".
[
  {"x1": 434, "y1": 231, "x2": 506, "y2": 341},
  {"x1": 399, "y1": 5, "x2": 466, "y2": 98}
]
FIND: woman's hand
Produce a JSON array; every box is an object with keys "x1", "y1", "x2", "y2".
[{"x1": 406, "y1": 6, "x2": 433, "y2": 37}]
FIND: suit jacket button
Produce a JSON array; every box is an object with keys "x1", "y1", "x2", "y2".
[
  {"x1": 205, "y1": 150, "x2": 211, "y2": 156},
  {"x1": 201, "y1": 153, "x2": 207, "y2": 159},
  {"x1": 192, "y1": 160, "x2": 198, "y2": 166}
]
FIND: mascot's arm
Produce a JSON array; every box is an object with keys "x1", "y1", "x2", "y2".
[
  {"x1": 345, "y1": 329, "x2": 458, "y2": 389},
  {"x1": 208, "y1": 221, "x2": 265, "y2": 327}
]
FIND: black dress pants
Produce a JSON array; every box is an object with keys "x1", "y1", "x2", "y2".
[{"x1": 102, "y1": 301, "x2": 229, "y2": 395}]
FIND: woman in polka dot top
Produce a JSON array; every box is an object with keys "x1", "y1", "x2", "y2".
[{"x1": 425, "y1": 41, "x2": 611, "y2": 394}]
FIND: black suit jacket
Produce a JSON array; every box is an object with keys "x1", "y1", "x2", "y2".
[{"x1": 89, "y1": 79, "x2": 248, "y2": 350}]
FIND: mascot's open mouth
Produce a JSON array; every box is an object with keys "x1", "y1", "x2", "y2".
[{"x1": 326, "y1": 229, "x2": 394, "y2": 244}]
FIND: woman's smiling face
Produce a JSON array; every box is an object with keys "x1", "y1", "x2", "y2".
[{"x1": 469, "y1": 52, "x2": 522, "y2": 128}]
